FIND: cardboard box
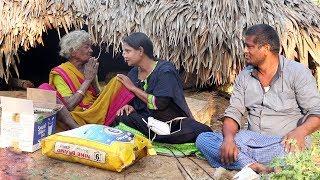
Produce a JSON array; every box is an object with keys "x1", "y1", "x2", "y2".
[{"x1": 0, "y1": 88, "x2": 62, "y2": 152}]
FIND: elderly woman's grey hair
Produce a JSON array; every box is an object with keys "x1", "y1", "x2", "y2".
[{"x1": 59, "y1": 30, "x2": 91, "y2": 59}]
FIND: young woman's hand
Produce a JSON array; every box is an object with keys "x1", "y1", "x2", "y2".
[
  {"x1": 116, "y1": 104, "x2": 135, "y2": 116},
  {"x1": 116, "y1": 74, "x2": 136, "y2": 91}
]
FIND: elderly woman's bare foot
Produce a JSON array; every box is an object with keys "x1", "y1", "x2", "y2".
[{"x1": 249, "y1": 163, "x2": 274, "y2": 174}]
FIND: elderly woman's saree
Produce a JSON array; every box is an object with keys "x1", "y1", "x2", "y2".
[{"x1": 45, "y1": 62, "x2": 134, "y2": 126}]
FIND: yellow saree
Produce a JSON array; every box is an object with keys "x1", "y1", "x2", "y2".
[{"x1": 49, "y1": 62, "x2": 134, "y2": 126}]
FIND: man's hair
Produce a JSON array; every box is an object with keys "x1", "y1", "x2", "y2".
[
  {"x1": 123, "y1": 32, "x2": 154, "y2": 59},
  {"x1": 245, "y1": 24, "x2": 280, "y2": 54},
  {"x1": 59, "y1": 30, "x2": 91, "y2": 59}
]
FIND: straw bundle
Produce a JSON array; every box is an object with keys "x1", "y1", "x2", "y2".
[{"x1": 1, "y1": 0, "x2": 320, "y2": 87}]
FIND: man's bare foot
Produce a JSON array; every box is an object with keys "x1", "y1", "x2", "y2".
[{"x1": 249, "y1": 163, "x2": 274, "y2": 174}]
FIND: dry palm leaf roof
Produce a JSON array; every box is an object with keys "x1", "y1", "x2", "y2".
[{"x1": 1, "y1": 0, "x2": 320, "y2": 86}]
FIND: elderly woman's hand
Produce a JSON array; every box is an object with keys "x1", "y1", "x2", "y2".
[
  {"x1": 117, "y1": 74, "x2": 136, "y2": 91},
  {"x1": 84, "y1": 57, "x2": 99, "y2": 82}
]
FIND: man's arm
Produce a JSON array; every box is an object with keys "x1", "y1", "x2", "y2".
[
  {"x1": 220, "y1": 72, "x2": 246, "y2": 164},
  {"x1": 283, "y1": 116, "x2": 320, "y2": 152},
  {"x1": 221, "y1": 117, "x2": 240, "y2": 164},
  {"x1": 283, "y1": 65, "x2": 320, "y2": 152},
  {"x1": 9, "y1": 78, "x2": 34, "y2": 89}
]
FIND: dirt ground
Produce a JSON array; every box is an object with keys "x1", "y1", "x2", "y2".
[{"x1": 0, "y1": 90, "x2": 237, "y2": 180}]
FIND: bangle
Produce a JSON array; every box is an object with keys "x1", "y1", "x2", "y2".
[{"x1": 76, "y1": 89, "x2": 85, "y2": 96}]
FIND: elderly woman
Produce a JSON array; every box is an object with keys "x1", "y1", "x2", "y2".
[
  {"x1": 115, "y1": 32, "x2": 212, "y2": 144},
  {"x1": 44, "y1": 30, "x2": 133, "y2": 130}
]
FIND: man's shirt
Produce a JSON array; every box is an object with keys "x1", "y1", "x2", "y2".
[{"x1": 225, "y1": 55, "x2": 320, "y2": 136}]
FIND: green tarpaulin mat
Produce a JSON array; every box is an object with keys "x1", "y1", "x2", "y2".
[{"x1": 115, "y1": 123, "x2": 204, "y2": 158}]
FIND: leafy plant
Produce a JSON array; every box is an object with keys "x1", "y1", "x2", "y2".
[{"x1": 266, "y1": 131, "x2": 320, "y2": 180}]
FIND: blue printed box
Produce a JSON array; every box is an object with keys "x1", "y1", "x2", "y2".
[{"x1": 33, "y1": 113, "x2": 57, "y2": 149}]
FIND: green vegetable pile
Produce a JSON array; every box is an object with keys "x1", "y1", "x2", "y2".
[{"x1": 265, "y1": 131, "x2": 320, "y2": 180}]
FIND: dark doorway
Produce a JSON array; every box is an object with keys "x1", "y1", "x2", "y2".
[{"x1": 17, "y1": 28, "x2": 130, "y2": 87}]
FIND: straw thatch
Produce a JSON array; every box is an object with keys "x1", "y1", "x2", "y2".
[{"x1": 1, "y1": 0, "x2": 320, "y2": 87}]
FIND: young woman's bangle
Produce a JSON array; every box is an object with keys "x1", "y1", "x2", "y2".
[{"x1": 76, "y1": 90, "x2": 85, "y2": 96}]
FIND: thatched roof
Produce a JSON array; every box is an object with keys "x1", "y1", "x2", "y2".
[{"x1": 1, "y1": 0, "x2": 320, "y2": 86}]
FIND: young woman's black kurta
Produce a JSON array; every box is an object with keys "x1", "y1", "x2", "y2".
[{"x1": 114, "y1": 60, "x2": 211, "y2": 143}]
